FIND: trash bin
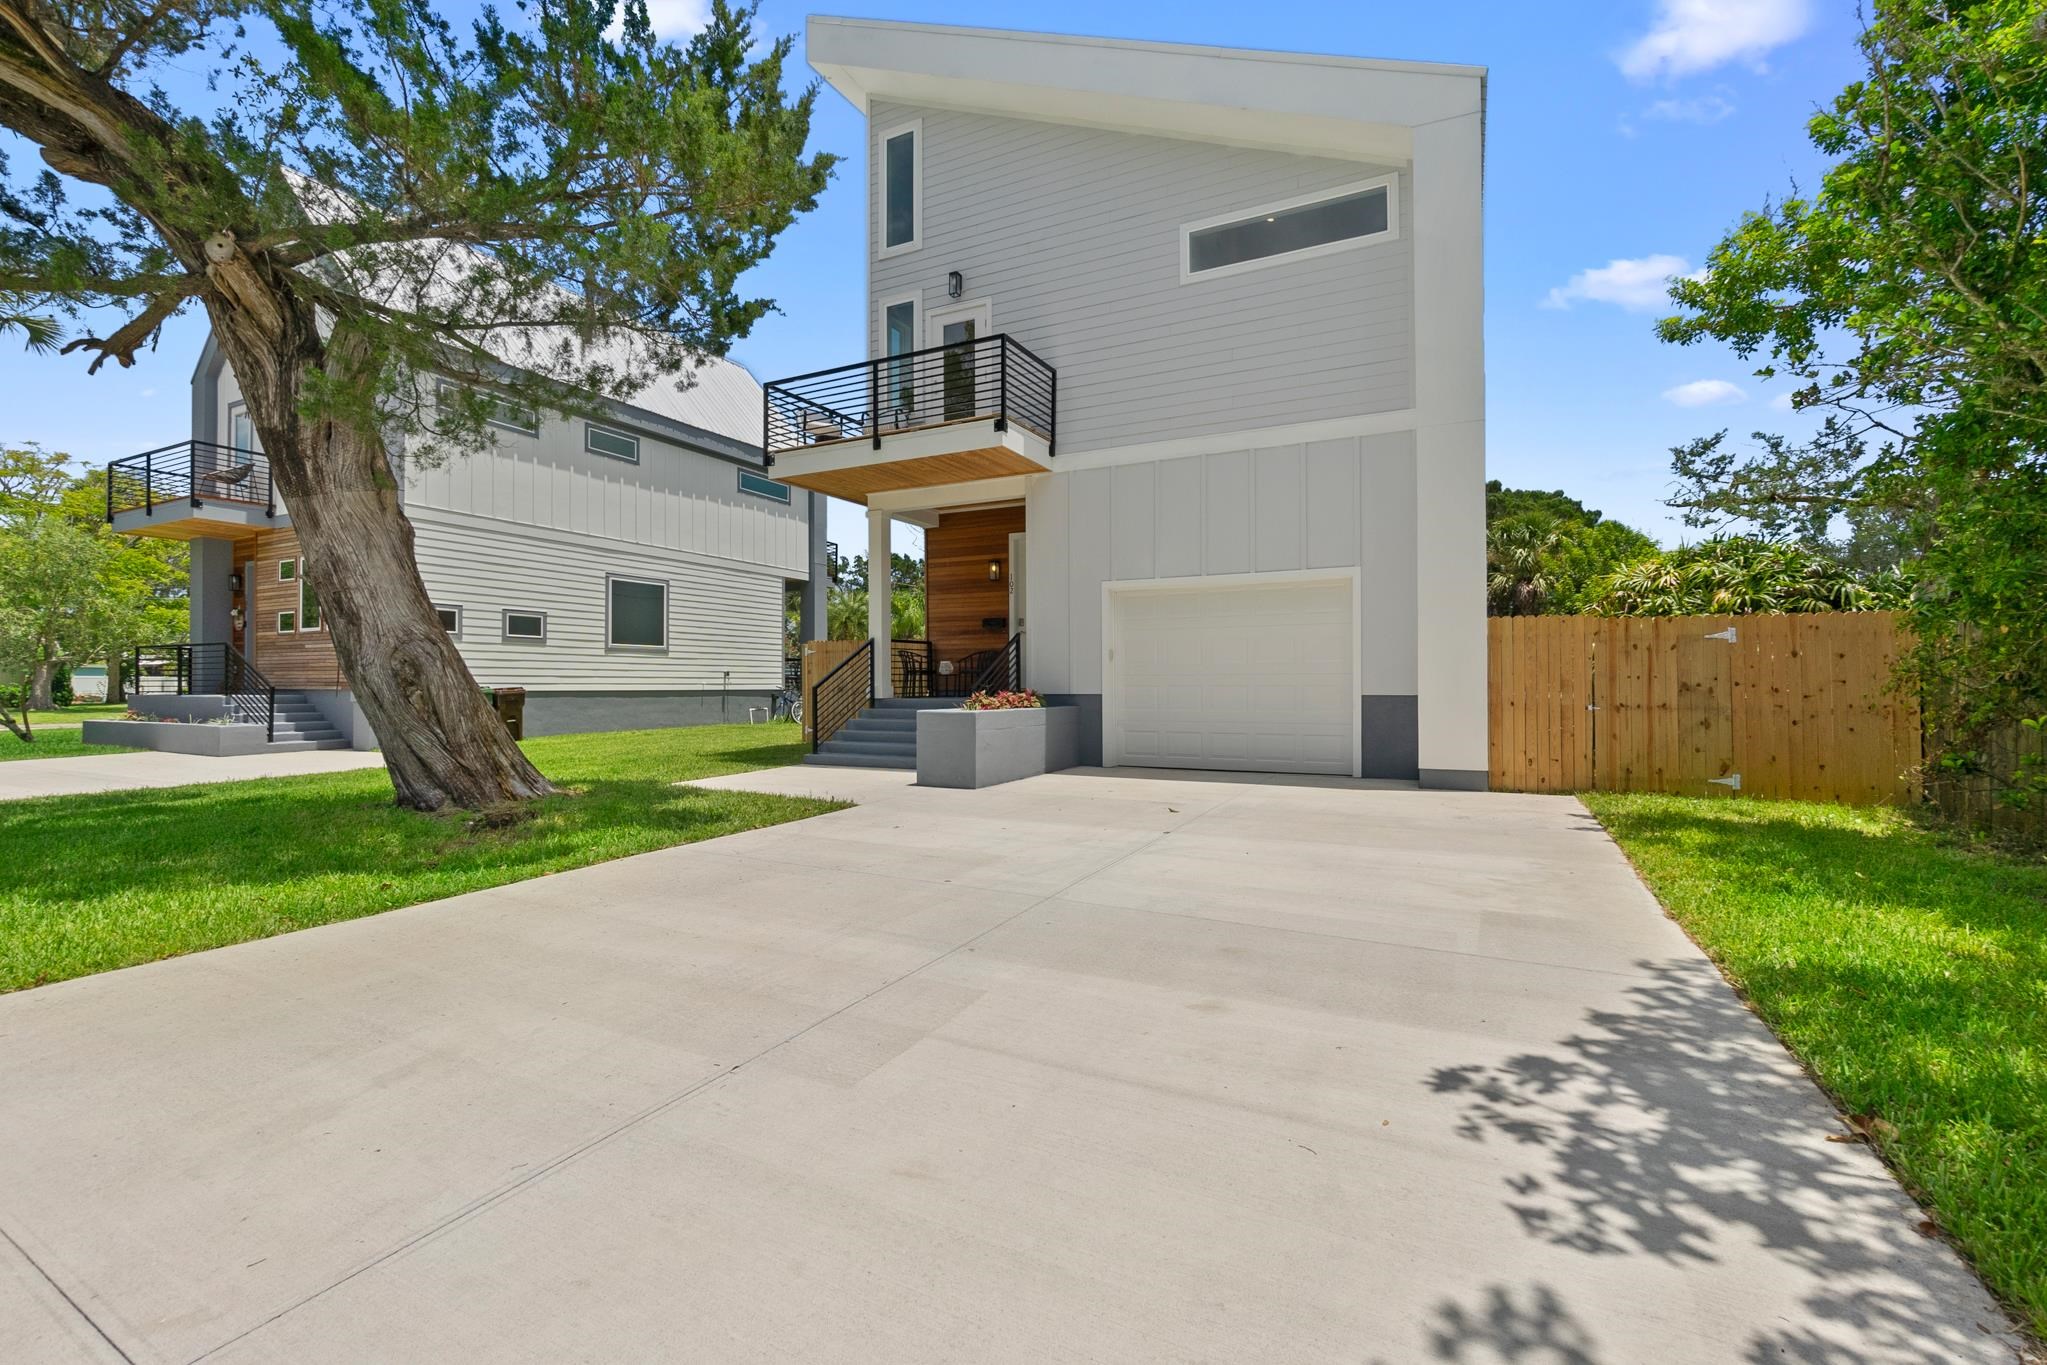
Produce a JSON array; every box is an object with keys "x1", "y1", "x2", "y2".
[{"x1": 493, "y1": 686, "x2": 527, "y2": 740}]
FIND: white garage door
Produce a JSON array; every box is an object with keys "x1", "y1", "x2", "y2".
[{"x1": 1109, "y1": 578, "x2": 1355, "y2": 775}]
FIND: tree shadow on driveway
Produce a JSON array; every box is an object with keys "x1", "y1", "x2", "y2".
[{"x1": 1418, "y1": 958, "x2": 2024, "y2": 1364}]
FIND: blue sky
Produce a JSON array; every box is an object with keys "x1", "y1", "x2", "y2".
[{"x1": 0, "y1": 0, "x2": 1865, "y2": 557}]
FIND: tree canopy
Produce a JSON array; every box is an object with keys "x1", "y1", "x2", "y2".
[
  {"x1": 1582, "y1": 537, "x2": 1910, "y2": 618},
  {"x1": 1657, "y1": 0, "x2": 2047, "y2": 766},
  {"x1": 0, "y1": 444, "x2": 185, "y2": 727},
  {"x1": 0, "y1": 0, "x2": 834, "y2": 808},
  {"x1": 1484, "y1": 481, "x2": 1657, "y2": 616}
]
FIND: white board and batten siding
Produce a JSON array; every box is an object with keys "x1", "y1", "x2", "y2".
[
  {"x1": 867, "y1": 100, "x2": 1414, "y2": 458},
  {"x1": 1027, "y1": 431, "x2": 1418, "y2": 705}
]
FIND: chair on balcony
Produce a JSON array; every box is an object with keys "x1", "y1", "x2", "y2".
[{"x1": 196, "y1": 463, "x2": 255, "y2": 496}]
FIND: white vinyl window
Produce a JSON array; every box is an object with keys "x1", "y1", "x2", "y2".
[
  {"x1": 585, "y1": 423, "x2": 640, "y2": 463},
  {"x1": 502, "y1": 610, "x2": 547, "y2": 643},
  {"x1": 878, "y1": 119, "x2": 921, "y2": 256},
  {"x1": 437, "y1": 380, "x2": 539, "y2": 437},
  {"x1": 1181, "y1": 176, "x2": 1399, "y2": 283},
  {"x1": 436, "y1": 604, "x2": 463, "y2": 636},
  {"x1": 738, "y1": 469, "x2": 791, "y2": 504},
  {"x1": 607, "y1": 576, "x2": 667, "y2": 651}
]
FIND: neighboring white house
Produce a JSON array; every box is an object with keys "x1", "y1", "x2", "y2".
[
  {"x1": 775, "y1": 18, "x2": 1487, "y2": 785},
  {"x1": 104, "y1": 335, "x2": 829, "y2": 746}
]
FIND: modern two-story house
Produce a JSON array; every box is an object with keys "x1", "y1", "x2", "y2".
[
  {"x1": 776, "y1": 18, "x2": 1487, "y2": 785},
  {"x1": 104, "y1": 335, "x2": 828, "y2": 748}
]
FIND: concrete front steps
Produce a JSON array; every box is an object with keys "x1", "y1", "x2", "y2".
[
  {"x1": 804, "y1": 696, "x2": 955, "y2": 769},
  {"x1": 265, "y1": 692, "x2": 351, "y2": 751}
]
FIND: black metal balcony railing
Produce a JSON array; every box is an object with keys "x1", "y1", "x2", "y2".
[
  {"x1": 106, "y1": 440, "x2": 275, "y2": 521},
  {"x1": 764, "y1": 333, "x2": 1055, "y2": 462}
]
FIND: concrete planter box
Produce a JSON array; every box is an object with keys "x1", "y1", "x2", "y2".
[
  {"x1": 916, "y1": 705, "x2": 1079, "y2": 789},
  {"x1": 80, "y1": 719, "x2": 274, "y2": 756}
]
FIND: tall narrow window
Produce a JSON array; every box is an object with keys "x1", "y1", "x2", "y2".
[
  {"x1": 299, "y1": 563, "x2": 322, "y2": 632},
  {"x1": 883, "y1": 298, "x2": 917, "y2": 415},
  {"x1": 881, "y1": 122, "x2": 919, "y2": 253}
]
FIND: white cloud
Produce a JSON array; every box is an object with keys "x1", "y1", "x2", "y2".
[
  {"x1": 607, "y1": 0, "x2": 710, "y2": 39},
  {"x1": 1618, "y1": 0, "x2": 1812, "y2": 82},
  {"x1": 1769, "y1": 390, "x2": 1797, "y2": 411},
  {"x1": 1543, "y1": 254, "x2": 1698, "y2": 312},
  {"x1": 1643, "y1": 92, "x2": 1736, "y2": 124},
  {"x1": 1663, "y1": 379, "x2": 1746, "y2": 407}
]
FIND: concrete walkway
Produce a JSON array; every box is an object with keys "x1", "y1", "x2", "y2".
[
  {"x1": 0, "y1": 768, "x2": 2021, "y2": 1363},
  {"x1": 0, "y1": 746, "x2": 385, "y2": 801}
]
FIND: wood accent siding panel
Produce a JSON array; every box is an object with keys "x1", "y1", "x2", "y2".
[
  {"x1": 925, "y1": 506, "x2": 1024, "y2": 667},
  {"x1": 410, "y1": 510, "x2": 786, "y2": 691},
  {"x1": 1023, "y1": 433, "x2": 1418, "y2": 697},
  {"x1": 869, "y1": 101, "x2": 1414, "y2": 457},
  {"x1": 250, "y1": 526, "x2": 344, "y2": 689}
]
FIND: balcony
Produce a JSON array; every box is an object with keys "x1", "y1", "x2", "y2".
[
  {"x1": 105, "y1": 441, "x2": 278, "y2": 539},
  {"x1": 764, "y1": 334, "x2": 1054, "y2": 504}
]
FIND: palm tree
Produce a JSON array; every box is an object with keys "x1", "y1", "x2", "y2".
[
  {"x1": 0, "y1": 299, "x2": 60, "y2": 353},
  {"x1": 1487, "y1": 520, "x2": 1564, "y2": 616}
]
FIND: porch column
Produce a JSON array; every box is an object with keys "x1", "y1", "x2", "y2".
[
  {"x1": 187, "y1": 537, "x2": 237, "y2": 694},
  {"x1": 867, "y1": 506, "x2": 893, "y2": 699}
]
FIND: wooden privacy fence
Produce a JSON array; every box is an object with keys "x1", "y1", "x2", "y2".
[{"x1": 1489, "y1": 612, "x2": 1921, "y2": 805}]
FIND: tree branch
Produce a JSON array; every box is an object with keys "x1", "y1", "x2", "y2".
[{"x1": 56, "y1": 278, "x2": 195, "y2": 371}]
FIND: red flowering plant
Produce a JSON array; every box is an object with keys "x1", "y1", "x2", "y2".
[{"x1": 960, "y1": 689, "x2": 1043, "y2": 711}]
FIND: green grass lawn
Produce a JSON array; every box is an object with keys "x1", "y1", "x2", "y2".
[
  {"x1": 1584, "y1": 792, "x2": 2047, "y2": 1337},
  {"x1": 0, "y1": 723, "x2": 835, "y2": 993},
  {"x1": 0, "y1": 728, "x2": 142, "y2": 762}
]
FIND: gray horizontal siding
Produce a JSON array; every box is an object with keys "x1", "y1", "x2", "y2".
[
  {"x1": 401, "y1": 411, "x2": 805, "y2": 576},
  {"x1": 870, "y1": 102, "x2": 1414, "y2": 456},
  {"x1": 412, "y1": 511, "x2": 787, "y2": 692}
]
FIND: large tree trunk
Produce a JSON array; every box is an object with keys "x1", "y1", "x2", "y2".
[
  {"x1": 27, "y1": 658, "x2": 54, "y2": 712},
  {"x1": 202, "y1": 253, "x2": 555, "y2": 812},
  {"x1": 106, "y1": 650, "x2": 124, "y2": 705}
]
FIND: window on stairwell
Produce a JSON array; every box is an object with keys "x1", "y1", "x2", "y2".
[
  {"x1": 880, "y1": 120, "x2": 920, "y2": 255},
  {"x1": 298, "y1": 562, "x2": 322, "y2": 632}
]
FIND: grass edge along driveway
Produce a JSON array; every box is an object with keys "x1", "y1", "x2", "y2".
[
  {"x1": 1584, "y1": 792, "x2": 2047, "y2": 1342},
  {"x1": 0, "y1": 723, "x2": 839, "y2": 993}
]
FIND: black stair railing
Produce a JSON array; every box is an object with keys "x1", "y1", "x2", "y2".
[
  {"x1": 810, "y1": 639, "x2": 875, "y2": 752},
  {"x1": 969, "y1": 632, "x2": 1024, "y2": 696},
  {"x1": 129, "y1": 642, "x2": 279, "y2": 742}
]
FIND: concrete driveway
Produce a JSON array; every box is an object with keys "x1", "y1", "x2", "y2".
[
  {"x1": 0, "y1": 747, "x2": 385, "y2": 801},
  {"x1": 0, "y1": 768, "x2": 2020, "y2": 1364}
]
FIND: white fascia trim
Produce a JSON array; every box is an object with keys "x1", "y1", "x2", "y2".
[
  {"x1": 771, "y1": 418, "x2": 1052, "y2": 480},
  {"x1": 809, "y1": 16, "x2": 1481, "y2": 162},
  {"x1": 866, "y1": 475, "x2": 1033, "y2": 513},
  {"x1": 1179, "y1": 174, "x2": 1401, "y2": 286},
  {"x1": 1100, "y1": 566, "x2": 1363, "y2": 779},
  {"x1": 1048, "y1": 409, "x2": 1420, "y2": 472},
  {"x1": 875, "y1": 117, "x2": 923, "y2": 259}
]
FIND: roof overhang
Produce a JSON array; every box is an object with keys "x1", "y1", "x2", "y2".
[{"x1": 807, "y1": 16, "x2": 1485, "y2": 165}]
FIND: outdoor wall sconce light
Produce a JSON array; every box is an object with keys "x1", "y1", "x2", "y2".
[
  {"x1": 947, "y1": 270, "x2": 964, "y2": 299},
  {"x1": 987, "y1": 559, "x2": 1002, "y2": 581},
  {"x1": 228, "y1": 571, "x2": 244, "y2": 594}
]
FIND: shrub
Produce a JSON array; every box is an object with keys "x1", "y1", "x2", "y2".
[{"x1": 961, "y1": 689, "x2": 1042, "y2": 711}]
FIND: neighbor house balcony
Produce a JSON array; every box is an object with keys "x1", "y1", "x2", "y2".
[
  {"x1": 764, "y1": 334, "x2": 1054, "y2": 504},
  {"x1": 105, "y1": 441, "x2": 279, "y2": 539}
]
